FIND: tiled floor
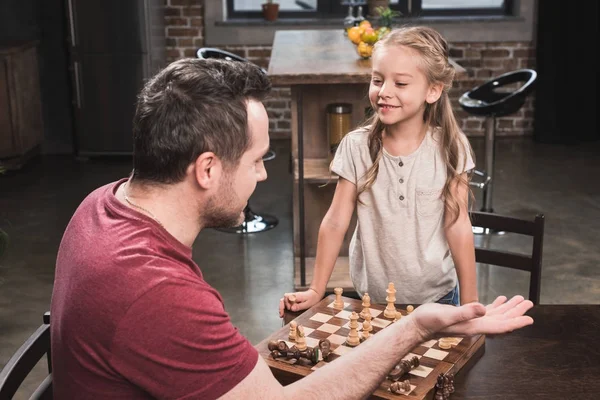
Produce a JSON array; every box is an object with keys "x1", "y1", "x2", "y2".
[{"x1": 1, "y1": 136, "x2": 599, "y2": 397}]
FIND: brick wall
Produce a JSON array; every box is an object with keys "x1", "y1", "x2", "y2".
[{"x1": 164, "y1": 0, "x2": 535, "y2": 139}]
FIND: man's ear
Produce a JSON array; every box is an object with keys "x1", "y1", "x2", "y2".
[
  {"x1": 193, "y1": 152, "x2": 221, "y2": 189},
  {"x1": 426, "y1": 82, "x2": 444, "y2": 104}
]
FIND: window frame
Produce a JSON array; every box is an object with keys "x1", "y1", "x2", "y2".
[{"x1": 225, "y1": 0, "x2": 514, "y2": 20}]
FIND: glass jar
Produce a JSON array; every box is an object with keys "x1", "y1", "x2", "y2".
[{"x1": 327, "y1": 103, "x2": 353, "y2": 156}]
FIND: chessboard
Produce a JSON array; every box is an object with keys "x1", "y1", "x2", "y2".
[{"x1": 256, "y1": 294, "x2": 485, "y2": 399}]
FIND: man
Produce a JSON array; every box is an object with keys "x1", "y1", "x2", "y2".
[{"x1": 50, "y1": 58, "x2": 534, "y2": 399}]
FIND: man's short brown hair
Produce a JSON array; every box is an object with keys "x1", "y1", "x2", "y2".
[{"x1": 131, "y1": 58, "x2": 271, "y2": 184}]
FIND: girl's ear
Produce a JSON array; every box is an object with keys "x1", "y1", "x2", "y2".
[{"x1": 426, "y1": 82, "x2": 444, "y2": 104}]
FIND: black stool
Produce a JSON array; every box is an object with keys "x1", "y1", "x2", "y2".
[
  {"x1": 459, "y1": 69, "x2": 536, "y2": 232},
  {"x1": 196, "y1": 47, "x2": 278, "y2": 234}
]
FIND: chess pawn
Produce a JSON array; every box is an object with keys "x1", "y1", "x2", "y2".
[
  {"x1": 296, "y1": 325, "x2": 307, "y2": 351},
  {"x1": 346, "y1": 312, "x2": 361, "y2": 347},
  {"x1": 360, "y1": 318, "x2": 371, "y2": 341},
  {"x1": 363, "y1": 312, "x2": 373, "y2": 333},
  {"x1": 359, "y1": 292, "x2": 371, "y2": 319},
  {"x1": 393, "y1": 310, "x2": 402, "y2": 322},
  {"x1": 333, "y1": 287, "x2": 344, "y2": 309},
  {"x1": 384, "y1": 282, "x2": 397, "y2": 318},
  {"x1": 288, "y1": 320, "x2": 297, "y2": 341},
  {"x1": 406, "y1": 304, "x2": 414, "y2": 314}
]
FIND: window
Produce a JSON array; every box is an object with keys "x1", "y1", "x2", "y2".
[{"x1": 226, "y1": 0, "x2": 513, "y2": 19}]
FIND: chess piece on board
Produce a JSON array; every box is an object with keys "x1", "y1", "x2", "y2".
[
  {"x1": 359, "y1": 292, "x2": 371, "y2": 319},
  {"x1": 384, "y1": 282, "x2": 397, "y2": 318},
  {"x1": 296, "y1": 325, "x2": 307, "y2": 351},
  {"x1": 346, "y1": 311, "x2": 361, "y2": 347},
  {"x1": 319, "y1": 339, "x2": 332, "y2": 360},
  {"x1": 406, "y1": 304, "x2": 414, "y2": 314},
  {"x1": 388, "y1": 356, "x2": 419, "y2": 381},
  {"x1": 361, "y1": 318, "x2": 371, "y2": 341},
  {"x1": 289, "y1": 320, "x2": 297, "y2": 341},
  {"x1": 363, "y1": 311, "x2": 373, "y2": 333},
  {"x1": 333, "y1": 287, "x2": 344, "y2": 309},
  {"x1": 389, "y1": 379, "x2": 411, "y2": 394},
  {"x1": 393, "y1": 310, "x2": 402, "y2": 322},
  {"x1": 267, "y1": 340, "x2": 321, "y2": 364}
]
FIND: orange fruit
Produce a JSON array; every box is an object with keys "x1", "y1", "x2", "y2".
[
  {"x1": 359, "y1": 20, "x2": 371, "y2": 29},
  {"x1": 361, "y1": 27, "x2": 378, "y2": 45},
  {"x1": 357, "y1": 41, "x2": 374, "y2": 59},
  {"x1": 347, "y1": 26, "x2": 362, "y2": 45}
]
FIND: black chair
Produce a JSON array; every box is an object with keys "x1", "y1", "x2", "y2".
[
  {"x1": 459, "y1": 69, "x2": 537, "y2": 222},
  {"x1": 196, "y1": 47, "x2": 278, "y2": 234},
  {"x1": 470, "y1": 211, "x2": 545, "y2": 304},
  {"x1": 0, "y1": 312, "x2": 52, "y2": 399}
]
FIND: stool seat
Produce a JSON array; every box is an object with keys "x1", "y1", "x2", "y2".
[
  {"x1": 459, "y1": 69, "x2": 537, "y2": 117},
  {"x1": 197, "y1": 48, "x2": 267, "y2": 74}
]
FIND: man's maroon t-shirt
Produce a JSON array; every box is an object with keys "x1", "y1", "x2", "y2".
[{"x1": 50, "y1": 179, "x2": 258, "y2": 399}]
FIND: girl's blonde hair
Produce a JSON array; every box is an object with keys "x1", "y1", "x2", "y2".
[{"x1": 357, "y1": 25, "x2": 475, "y2": 226}]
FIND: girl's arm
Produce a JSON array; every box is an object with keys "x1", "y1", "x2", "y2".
[
  {"x1": 311, "y1": 177, "x2": 357, "y2": 295},
  {"x1": 279, "y1": 177, "x2": 357, "y2": 316},
  {"x1": 444, "y1": 173, "x2": 478, "y2": 304}
]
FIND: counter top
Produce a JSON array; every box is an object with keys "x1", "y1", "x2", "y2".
[{"x1": 268, "y1": 29, "x2": 466, "y2": 86}]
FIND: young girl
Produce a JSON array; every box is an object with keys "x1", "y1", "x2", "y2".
[{"x1": 280, "y1": 25, "x2": 478, "y2": 315}]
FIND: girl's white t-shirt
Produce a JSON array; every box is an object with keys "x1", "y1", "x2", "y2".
[{"x1": 331, "y1": 126, "x2": 475, "y2": 304}]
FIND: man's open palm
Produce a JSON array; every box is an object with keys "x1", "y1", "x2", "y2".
[{"x1": 412, "y1": 295, "x2": 534, "y2": 340}]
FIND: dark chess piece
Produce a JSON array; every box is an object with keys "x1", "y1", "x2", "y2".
[
  {"x1": 268, "y1": 340, "x2": 322, "y2": 364},
  {"x1": 319, "y1": 339, "x2": 332, "y2": 360},
  {"x1": 388, "y1": 356, "x2": 420, "y2": 381},
  {"x1": 447, "y1": 373, "x2": 455, "y2": 394},
  {"x1": 435, "y1": 374, "x2": 446, "y2": 400},
  {"x1": 443, "y1": 375, "x2": 451, "y2": 399}
]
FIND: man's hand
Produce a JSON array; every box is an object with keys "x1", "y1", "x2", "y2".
[
  {"x1": 409, "y1": 295, "x2": 534, "y2": 342},
  {"x1": 278, "y1": 289, "x2": 322, "y2": 318}
]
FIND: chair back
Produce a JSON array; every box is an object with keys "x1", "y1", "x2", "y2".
[
  {"x1": 0, "y1": 312, "x2": 52, "y2": 399},
  {"x1": 470, "y1": 211, "x2": 545, "y2": 304}
]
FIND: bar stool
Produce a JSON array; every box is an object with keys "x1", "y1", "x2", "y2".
[
  {"x1": 459, "y1": 69, "x2": 537, "y2": 232},
  {"x1": 197, "y1": 47, "x2": 278, "y2": 234}
]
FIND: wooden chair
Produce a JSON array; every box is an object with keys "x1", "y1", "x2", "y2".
[
  {"x1": 470, "y1": 211, "x2": 545, "y2": 304},
  {"x1": 0, "y1": 312, "x2": 52, "y2": 399}
]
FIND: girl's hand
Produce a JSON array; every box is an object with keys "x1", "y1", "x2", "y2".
[{"x1": 278, "y1": 289, "x2": 323, "y2": 318}]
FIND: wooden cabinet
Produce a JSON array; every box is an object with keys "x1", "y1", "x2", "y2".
[
  {"x1": 0, "y1": 41, "x2": 44, "y2": 168},
  {"x1": 268, "y1": 30, "x2": 466, "y2": 294}
]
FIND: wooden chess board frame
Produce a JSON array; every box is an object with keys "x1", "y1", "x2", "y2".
[{"x1": 256, "y1": 295, "x2": 485, "y2": 400}]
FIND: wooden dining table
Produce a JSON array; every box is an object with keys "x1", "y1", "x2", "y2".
[{"x1": 278, "y1": 304, "x2": 600, "y2": 399}]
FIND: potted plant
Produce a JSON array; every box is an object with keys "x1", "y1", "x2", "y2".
[
  {"x1": 262, "y1": 1, "x2": 279, "y2": 21},
  {"x1": 367, "y1": 0, "x2": 390, "y2": 17}
]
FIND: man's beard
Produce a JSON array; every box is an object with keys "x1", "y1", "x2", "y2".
[{"x1": 202, "y1": 180, "x2": 245, "y2": 229}]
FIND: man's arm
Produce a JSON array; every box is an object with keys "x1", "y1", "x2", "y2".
[{"x1": 221, "y1": 296, "x2": 534, "y2": 400}]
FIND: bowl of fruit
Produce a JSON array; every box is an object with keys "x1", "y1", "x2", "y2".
[{"x1": 347, "y1": 20, "x2": 390, "y2": 59}]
